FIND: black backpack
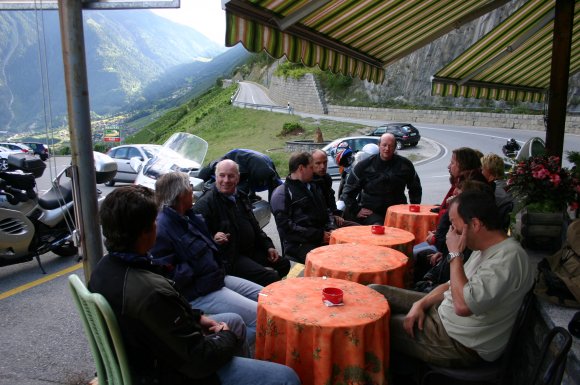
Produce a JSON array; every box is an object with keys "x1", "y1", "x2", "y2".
[{"x1": 534, "y1": 219, "x2": 580, "y2": 308}]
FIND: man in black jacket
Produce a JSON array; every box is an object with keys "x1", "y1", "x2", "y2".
[
  {"x1": 271, "y1": 152, "x2": 336, "y2": 263},
  {"x1": 89, "y1": 185, "x2": 300, "y2": 385},
  {"x1": 341, "y1": 133, "x2": 422, "y2": 225},
  {"x1": 193, "y1": 159, "x2": 290, "y2": 286}
]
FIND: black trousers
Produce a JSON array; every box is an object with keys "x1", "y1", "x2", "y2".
[{"x1": 231, "y1": 253, "x2": 291, "y2": 287}]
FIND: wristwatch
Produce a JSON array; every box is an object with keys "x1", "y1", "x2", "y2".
[{"x1": 447, "y1": 252, "x2": 464, "y2": 263}]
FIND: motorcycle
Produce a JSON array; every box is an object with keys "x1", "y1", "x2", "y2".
[
  {"x1": 130, "y1": 133, "x2": 271, "y2": 228},
  {"x1": 502, "y1": 138, "x2": 522, "y2": 158},
  {"x1": 0, "y1": 152, "x2": 117, "y2": 273},
  {"x1": 131, "y1": 132, "x2": 208, "y2": 194}
]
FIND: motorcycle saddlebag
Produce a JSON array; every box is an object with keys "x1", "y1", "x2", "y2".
[
  {"x1": 0, "y1": 170, "x2": 36, "y2": 190},
  {"x1": 7, "y1": 153, "x2": 46, "y2": 178}
]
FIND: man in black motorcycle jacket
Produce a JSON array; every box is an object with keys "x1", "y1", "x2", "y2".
[
  {"x1": 340, "y1": 133, "x2": 422, "y2": 225},
  {"x1": 89, "y1": 185, "x2": 300, "y2": 385},
  {"x1": 271, "y1": 152, "x2": 335, "y2": 263}
]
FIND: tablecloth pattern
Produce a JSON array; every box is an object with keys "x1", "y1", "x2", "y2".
[
  {"x1": 329, "y1": 226, "x2": 415, "y2": 257},
  {"x1": 384, "y1": 204, "x2": 438, "y2": 246},
  {"x1": 305, "y1": 243, "x2": 408, "y2": 287},
  {"x1": 256, "y1": 277, "x2": 390, "y2": 385}
]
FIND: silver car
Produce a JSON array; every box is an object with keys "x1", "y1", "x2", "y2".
[
  {"x1": 104, "y1": 144, "x2": 162, "y2": 186},
  {"x1": 0, "y1": 145, "x2": 21, "y2": 171}
]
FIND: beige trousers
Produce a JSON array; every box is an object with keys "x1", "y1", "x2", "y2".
[{"x1": 369, "y1": 284, "x2": 483, "y2": 368}]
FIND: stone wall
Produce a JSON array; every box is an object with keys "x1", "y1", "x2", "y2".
[
  {"x1": 266, "y1": 75, "x2": 580, "y2": 133},
  {"x1": 327, "y1": 105, "x2": 580, "y2": 134},
  {"x1": 268, "y1": 74, "x2": 327, "y2": 114}
]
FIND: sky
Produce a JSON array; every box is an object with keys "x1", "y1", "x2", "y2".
[{"x1": 151, "y1": 1, "x2": 226, "y2": 46}]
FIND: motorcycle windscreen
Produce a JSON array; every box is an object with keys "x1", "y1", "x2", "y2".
[{"x1": 143, "y1": 133, "x2": 208, "y2": 179}]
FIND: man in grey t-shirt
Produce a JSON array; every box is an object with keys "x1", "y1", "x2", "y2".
[{"x1": 370, "y1": 190, "x2": 533, "y2": 368}]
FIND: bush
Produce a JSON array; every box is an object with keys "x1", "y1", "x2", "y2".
[{"x1": 280, "y1": 122, "x2": 304, "y2": 136}]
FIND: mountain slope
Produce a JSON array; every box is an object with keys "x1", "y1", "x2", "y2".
[{"x1": 0, "y1": 9, "x2": 232, "y2": 133}]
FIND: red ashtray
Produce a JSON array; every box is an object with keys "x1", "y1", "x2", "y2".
[
  {"x1": 322, "y1": 287, "x2": 344, "y2": 304},
  {"x1": 371, "y1": 225, "x2": 385, "y2": 234},
  {"x1": 409, "y1": 204, "x2": 420, "y2": 212}
]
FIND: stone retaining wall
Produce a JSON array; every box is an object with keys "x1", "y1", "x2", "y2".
[
  {"x1": 327, "y1": 105, "x2": 580, "y2": 134},
  {"x1": 268, "y1": 74, "x2": 327, "y2": 114},
  {"x1": 266, "y1": 75, "x2": 580, "y2": 133},
  {"x1": 285, "y1": 140, "x2": 330, "y2": 153}
]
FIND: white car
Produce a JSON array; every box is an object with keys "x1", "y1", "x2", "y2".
[
  {"x1": 104, "y1": 144, "x2": 162, "y2": 186},
  {"x1": 322, "y1": 136, "x2": 380, "y2": 176},
  {"x1": 0, "y1": 145, "x2": 21, "y2": 171},
  {"x1": 0, "y1": 142, "x2": 33, "y2": 154}
]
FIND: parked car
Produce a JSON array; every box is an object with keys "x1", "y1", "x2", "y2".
[
  {"x1": 368, "y1": 123, "x2": 421, "y2": 150},
  {"x1": 0, "y1": 145, "x2": 21, "y2": 171},
  {"x1": 322, "y1": 136, "x2": 380, "y2": 176},
  {"x1": 0, "y1": 142, "x2": 33, "y2": 154},
  {"x1": 105, "y1": 144, "x2": 162, "y2": 186},
  {"x1": 21, "y1": 142, "x2": 50, "y2": 161}
]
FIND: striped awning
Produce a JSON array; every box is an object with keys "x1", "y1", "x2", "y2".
[
  {"x1": 432, "y1": 0, "x2": 580, "y2": 102},
  {"x1": 224, "y1": 0, "x2": 513, "y2": 84}
]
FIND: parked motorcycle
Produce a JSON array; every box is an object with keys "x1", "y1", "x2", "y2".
[
  {"x1": 0, "y1": 152, "x2": 116, "y2": 273},
  {"x1": 130, "y1": 133, "x2": 271, "y2": 228}
]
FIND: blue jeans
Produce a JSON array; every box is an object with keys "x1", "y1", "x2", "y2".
[
  {"x1": 190, "y1": 275, "x2": 262, "y2": 348},
  {"x1": 210, "y1": 313, "x2": 250, "y2": 358},
  {"x1": 217, "y1": 357, "x2": 300, "y2": 385}
]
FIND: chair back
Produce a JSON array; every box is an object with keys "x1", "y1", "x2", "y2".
[
  {"x1": 531, "y1": 327, "x2": 573, "y2": 385},
  {"x1": 497, "y1": 289, "x2": 535, "y2": 384},
  {"x1": 420, "y1": 289, "x2": 536, "y2": 385},
  {"x1": 68, "y1": 274, "x2": 133, "y2": 385}
]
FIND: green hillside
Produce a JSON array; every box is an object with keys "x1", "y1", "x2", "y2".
[{"x1": 125, "y1": 85, "x2": 367, "y2": 173}]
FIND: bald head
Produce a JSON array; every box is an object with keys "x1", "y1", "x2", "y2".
[
  {"x1": 215, "y1": 159, "x2": 240, "y2": 195},
  {"x1": 379, "y1": 133, "x2": 396, "y2": 161},
  {"x1": 312, "y1": 149, "x2": 328, "y2": 176}
]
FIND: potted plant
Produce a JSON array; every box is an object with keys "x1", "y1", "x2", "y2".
[{"x1": 507, "y1": 155, "x2": 579, "y2": 250}]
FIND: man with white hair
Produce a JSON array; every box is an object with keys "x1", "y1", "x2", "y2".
[{"x1": 193, "y1": 159, "x2": 290, "y2": 286}]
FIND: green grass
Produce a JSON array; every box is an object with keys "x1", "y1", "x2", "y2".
[{"x1": 125, "y1": 86, "x2": 368, "y2": 172}]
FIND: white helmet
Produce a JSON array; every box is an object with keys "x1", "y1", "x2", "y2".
[{"x1": 361, "y1": 143, "x2": 379, "y2": 155}]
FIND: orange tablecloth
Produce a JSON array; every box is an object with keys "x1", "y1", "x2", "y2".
[
  {"x1": 384, "y1": 204, "x2": 438, "y2": 246},
  {"x1": 330, "y1": 225, "x2": 415, "y2": 256},
  {"x1": 256, "y1": 277, "x2": 390, "y2": 385},
  {"x1": 305, "y1": 243, "x2": 408, "y2": 287}
]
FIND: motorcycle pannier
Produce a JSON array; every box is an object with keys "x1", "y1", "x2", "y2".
[
  {"x1": 7, "y1": 153, "x2": 46, "y2": 178},
  {"x1": 0, "y1": 171, "x2": 36, "y2": 190}
]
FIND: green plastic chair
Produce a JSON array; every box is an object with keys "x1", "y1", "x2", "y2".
[{"x1": 68, "y1": 274, "x2": 133, "y2": 385}]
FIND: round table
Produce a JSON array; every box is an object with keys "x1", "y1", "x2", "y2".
[
  {"x1": 305, "y1": 243, "x2": 408, "y2": 287},
  {"x1": 256, "y1": 277, "x2": 390, "y2": 385},
  {"x1": 329, "y1": 225, "x2": 415, "y2": 256},
  {"x1": 384, "y1": 204, "x2": 439, "y2": 246}
]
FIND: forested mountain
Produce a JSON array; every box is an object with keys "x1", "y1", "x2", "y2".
[{"x1": 0, "y1": 9, "x2": 247, "y2": 133}]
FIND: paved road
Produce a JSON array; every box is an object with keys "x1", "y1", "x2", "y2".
[{"x1": 1, "y1": 87, "x2": 580, "y2": 384}]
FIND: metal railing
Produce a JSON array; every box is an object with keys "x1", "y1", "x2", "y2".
[{"x1": 231, "y1": 100, "x2": 293, "y2": 114}]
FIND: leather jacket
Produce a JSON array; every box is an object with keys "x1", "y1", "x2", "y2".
[
  {"x1": 270, "y1": 177, "x2": 335, "y2": 254},
  {"x1": 341, "y1": 154, "x2": 422, "y2": 219},
  {"x1": 89, "y1": 253, "x2": 237, "y2": 385}
]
